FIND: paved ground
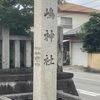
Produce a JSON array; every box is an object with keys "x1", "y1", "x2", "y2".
[
  {"x1": 63, "y1": 65, "x2": 100, "y2": 100},
  {"x1": 63, "y1": 65, "x2": 100, "y2": 74}
]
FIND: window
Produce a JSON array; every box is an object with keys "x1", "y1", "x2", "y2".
[{"x1": 61, "y1": 17, "x2": 72, "y2": 29}]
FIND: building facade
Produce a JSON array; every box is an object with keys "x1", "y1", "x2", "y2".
[{"x1": 58, "y1": 2, "x2": 100, "y2": 67}]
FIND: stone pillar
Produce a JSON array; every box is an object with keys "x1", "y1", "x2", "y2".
[
  {"x1": 2, "y1": 27, "x2": 10, "y2": 69},
  {"x1": 34, "y1": 0, "x2": 57, "y2": 100},
  {"x1": 69, "y1": 40, "x2": 72, "y2": 65},
  {"x1": 26, "y1": 40, "x2": 31, "y2": 67},
  {"x1": 57, "y1": 26, "x2": 63, "y2": 72},
  {"x1": 15, "y1": 40, "x2": 20, "y2": 68}
]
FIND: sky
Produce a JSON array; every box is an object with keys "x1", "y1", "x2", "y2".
[{"x1": 66, "y1": 0, "x2": 100, "y2": 10}]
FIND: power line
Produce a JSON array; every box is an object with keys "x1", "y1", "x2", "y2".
[
  {"x1": 79, "y1": 0, "x2": 100, "y2": 6},
  {"x1": 58, "y1": 1, "x2": 100, "y2": 18},
  {"x1": 63, "y1": 0, "x2": 100, "y2": 11},
  {"x1": 81, "y1": 1, "x2": 100, "y2": 9},
  {"x1": 78, "y1": 4, "x2": 100, "y2": 12}
]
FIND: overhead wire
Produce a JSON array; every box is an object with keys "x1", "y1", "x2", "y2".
[
  {"x1": 79, "y1": 0, "x2": 100, "y2": 6},
  {"x1": 78, "y1": 4, "x2": 100, "y2": 12},
  {"x1": 78, "y1": 0, "x2": 100, "y2": 10},
  {"x1": 84, "y1": 1, "x2": 100, "y2": 6},
  {"x1": 58, "y1": 0, "x2": 100, "y2": 18},
  {"x1": 63, "y1": 0, "x2": 100, "y2": 11}
]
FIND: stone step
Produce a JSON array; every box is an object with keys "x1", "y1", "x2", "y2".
[
  {"x1": 4, "y1": 92, "x2": 33, "y2": 100},
  {"x1": 0, "y1": 81, "x2": 33, "y2": 95},
  {"x1": 0, "y1": 74, "x2": 33, "y2": 82},
  {"x1": 57, "y1": 79, "x2": 79, "y2": 96},
  {"x1": 0, "y1": 96, "x2": 12, "y2": 100},
  {"x1": 57, "y1": 72, "x2": 73, "y2": 80},
  {"x1": 0, "y1": 68, "x2": 33, "y2": 75},
  {"x1": 0, "y1": 68, "x2": 33, "y2": 95}
]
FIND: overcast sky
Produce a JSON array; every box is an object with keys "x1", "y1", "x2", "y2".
[{"x1": 66, "y1": 0, "x2": 100, "y2": 10}]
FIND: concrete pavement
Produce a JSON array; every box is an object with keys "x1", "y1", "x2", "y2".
[
  {"x1": 63, "y1": 66, "x2": 100, "y2": 100},
  {"x1": 63, "y1": 65, "x2": 100, "y2": 74}
]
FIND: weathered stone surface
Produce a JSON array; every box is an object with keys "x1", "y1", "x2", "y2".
[
  {"x1": 0, "y1": 68, "x2": 33, "y2": 95},
  {"x1": 0, "y1": 81, "x2": 33, "y2": 94},
  {"x1": 57, "y1": 79, "x2": 79, "y2": 96},
  {"x1": 0, "y1": 68, "x2": 33, "y2": 75},
  {"x1": 15, "y1": 40, "x2": 20, "y2": 68},
  {"x1": 0, "y1": 74, "x2": 32, "y2": 82},
  {"x1": 57, "y1": 26, "x2": 63, "y2": 73},
  {"x1": 5, "y1": 93, "x2": 33, "y2": 100},
  {"x1": 57, "y1": 90, "x2": 81, "y2": 100},
  {"x1": 0, "y1": 96, "x2": 12, "y2": 100},
  {"x1": 26, "y1": 40, "x2": 32, "y2": 67},
  {"x1": 34, "y1": 0, "x2": 57, "y2": 100},
  {"x1": 57, "y1": 72, "x2": 73, "y2": 80},
  {"x1": 2, "y1": 27, "x2": 10, "y2": 69}
]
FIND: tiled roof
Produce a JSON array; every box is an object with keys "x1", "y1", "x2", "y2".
[
  {"x1": 58, "y1": 2, "x2": 100, "y2": 13},
  {"x1": 64, "y1": 26, "x2": 81, "y2": 36}
]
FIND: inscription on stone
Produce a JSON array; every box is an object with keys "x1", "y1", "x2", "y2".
[
  {"x1": 34, "y1": 0, "x2": 57, "y2": 99},
  {"x1": 34, "y1": 47, "x2": 41, "y2": 66},
  {"x1": 44, "y1": 8, "x2": 55, "y2": 19},
  {"x1": 44, "y1": 30, "x2": 55, "y2": 42},
  {"x1": 44, "y1": 55, "x2": 54, "y2": 66}
]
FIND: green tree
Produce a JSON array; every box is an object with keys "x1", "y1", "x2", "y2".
[
  {"x1": 58, "y1": 0, "x2": 66, "y2": 4},
  {"x1": 0, "y1": 0, "x2": 33, "y2": 35},
  {"x1": 78, "y1": 12, "x2": 100, "y2": 52},
  {"x1": 0, "y1": 0, "x2": 65, "y2": 35}
]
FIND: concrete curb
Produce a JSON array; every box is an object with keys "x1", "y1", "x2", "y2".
[
  {"x1": 63, "y1": 65, "x2": 100, "y2": 74},
  {"x1": 57, "y1": 90, "x2": 86, "y2": 100}
]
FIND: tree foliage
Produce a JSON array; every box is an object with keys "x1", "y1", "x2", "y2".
[
  {"x1": 0, "y1": 0, "x2": 33, "y2": 35},
  {"x1": 0, "y1": 0, "x2": 65, "y2": 35},
  {"x1": 58, "y1": 0, "x2": 66, "y2": 4},
  {"x1": 78, "y1": 12, "x2": 100, "y2": 52}
]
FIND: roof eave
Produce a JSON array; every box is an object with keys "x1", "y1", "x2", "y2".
[{"x1": 58, "y1": 10, "x2": 92, "y2": 14}]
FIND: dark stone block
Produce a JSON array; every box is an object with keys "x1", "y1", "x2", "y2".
[
  {"x1": 0, "y1": 68, "x2": 33, "y2": 75},
  {"x1": 0, "y1": 96, "x2": 12, "y2": 100},
  {"x1": 0, "y1": 74, "x2": 33, "y2": 82},
  {"x1": 7, "y1": 93, "x2": 33, "y2": 100},
  {"x1": 57, "y1": 79, "x2": 79, "y2": 96},
  {"x1": 57, "y1": 90, "x2": 81, "y2": 100},
  {"x1": 0, "y1": 85, "x2": 14, "y2": 94},
  {"x1": 15, "y1": 82, "x2": 33, "y2": 93},
  {"x1": 57, "y1": 72, "x2": 73, "y2": 80},
  {"x1": 0, "y1": 81, "x2": 33, "y2": 94}
]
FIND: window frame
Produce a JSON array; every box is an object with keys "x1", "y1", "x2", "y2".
[{"x1": 61, "y1": 17, "x2": 72, "y2": 29}]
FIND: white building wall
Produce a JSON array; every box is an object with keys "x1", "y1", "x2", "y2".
[
  {"x1": 71, "y1": 42, "x2": 88, "y2": 67},
  {"x1": 57, "y1": 12, "x2": 90, "y2": 33}
]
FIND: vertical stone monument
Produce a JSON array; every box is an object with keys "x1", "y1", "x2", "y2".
[
  {"x1": 57, "y1": 26, "x2": 63, "y2": 72},
  {"x1": 15, "y1": 40, "x2": 20, "y2": 68},
  {"x1": 2, "y1": 27, "x2": 10, "y2": 69},
  {"x1": 34, "y1": 0, "x2": 57, "y2": 100}
]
